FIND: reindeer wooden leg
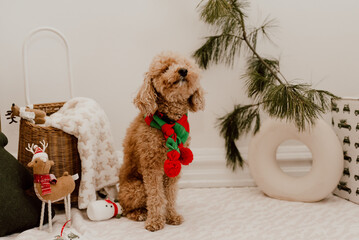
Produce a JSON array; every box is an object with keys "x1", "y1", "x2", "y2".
[
  {"x1": 67, "y1": 194, "x2": 71, "y2": 227},
  {"x1": 39, "y1": 201, "x2": 45, "y2": 230},
  {"x1": 64, "y1": 195, "x2": 68, "y2": 221},
  {"x1": 48, "y1": 200, "x2": 52, "y2": 232}
]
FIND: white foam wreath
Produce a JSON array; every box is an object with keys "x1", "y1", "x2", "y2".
[{"x1": 248, "y1": 118, "x2": 343, "y2": 202}]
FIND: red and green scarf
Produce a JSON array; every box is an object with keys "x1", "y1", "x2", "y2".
[{"x1": 145, "y1": 112, "x2": 193, "y2": 178}]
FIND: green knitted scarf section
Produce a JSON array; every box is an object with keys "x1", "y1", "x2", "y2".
[{"x1": 145, "y1": 113, "x2": 189, "y2": 153}]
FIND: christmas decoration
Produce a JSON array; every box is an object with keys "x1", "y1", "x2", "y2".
[
  {"x1": 87, "y1": 199, "x2": 122, "y2": 221},
  {"x1": 26, "y1": 140, "x2": 78, "y2": 232},
  {"x1": 193, "y1": 0, "x2": 336, "y2": 170},
  {"x1": 5, "y1": 103, "x2": 46, "y2": 124},
  {"x1": 145, "y1": 112, "x2": 193, "y2": 177}
]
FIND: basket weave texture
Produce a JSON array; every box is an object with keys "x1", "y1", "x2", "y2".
[{"x1": 17, "y1": 102, "x2": 81, "y2": 204}]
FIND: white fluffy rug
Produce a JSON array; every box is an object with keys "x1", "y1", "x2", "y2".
[{"x1": 5, "y1": 187, "x2": 359, "y2": 240}]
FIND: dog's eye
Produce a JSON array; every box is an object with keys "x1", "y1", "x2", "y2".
[{"x1": 162, "y1": 66, "x2": 169, "y2": 73}]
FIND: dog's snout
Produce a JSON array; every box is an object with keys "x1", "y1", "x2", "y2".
[{"x1": 178, "y1": 68, "x2": 188, "y2": 77}]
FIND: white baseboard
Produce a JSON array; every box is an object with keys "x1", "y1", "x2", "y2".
[{"x1": 117, "y1": 145, "x2": 313, "y2": 188}]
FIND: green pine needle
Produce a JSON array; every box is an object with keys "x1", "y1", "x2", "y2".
[
  {"x1": 245, "y1": 57, "x2": 279, "y2": 99},
  {"x1": 247, "y1": 16, "x2": 278, "y2": 51},
  {"x1": 193, "y1": 34, "x2": 242, "y2": 69}
]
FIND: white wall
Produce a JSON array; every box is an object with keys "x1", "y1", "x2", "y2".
[{"x1": 1, "y1": 0, "x2": 358, "y2": 161}]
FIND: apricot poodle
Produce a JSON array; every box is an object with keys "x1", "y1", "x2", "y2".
[{"x1": 118, "y1": 52, "x2": 205, "y2": 231}]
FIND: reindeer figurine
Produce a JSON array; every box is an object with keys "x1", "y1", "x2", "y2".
[
  {"x1": 26, "y1": 140, "x2": 77, "y2": 232},
  {"x1": 6, "y1": 103, "x2": 46, "y2": 124}
]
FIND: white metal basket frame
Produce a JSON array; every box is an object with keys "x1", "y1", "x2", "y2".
[{"x1": 22, "y1": 27, "x2": 74, "y2": 105}]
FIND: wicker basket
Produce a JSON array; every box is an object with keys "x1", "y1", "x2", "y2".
[{"x1": 17, "y1": 102, "x2": 81, "y2": 205}]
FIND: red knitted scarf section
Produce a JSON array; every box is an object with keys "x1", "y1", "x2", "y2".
[{"x1": 33, "y1": 174, "x2": 52, "y2": 195}]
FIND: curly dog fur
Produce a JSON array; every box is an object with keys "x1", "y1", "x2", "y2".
[{"x1": 118, "y1": 52, "x2": 205, "y2": 231}]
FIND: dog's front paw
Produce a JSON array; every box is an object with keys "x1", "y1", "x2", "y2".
[
  {"x1": 126, "y1": 208, "x2": 147, "y2": 222},
  {"x1": 145, "y1": 217, "x2": 165, "y2": 232},
  {"x1": 166, "y1": 213, "x2": 184, "y2": 225}
]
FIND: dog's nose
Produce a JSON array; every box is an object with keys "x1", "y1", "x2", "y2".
[{"x1": 178, "y1": 68, "x2": 188, "y2": 77}]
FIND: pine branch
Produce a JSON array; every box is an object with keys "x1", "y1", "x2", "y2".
[
  {"x1": 193, "y1": 33, "x2": 242, "y2": 69},
  {"x1": 194, "y1": 0, "x2": 337, "y2": 169},
  {"x1": 236, "y1": 7, "x2": 288, "y2": 85},
  {"x1": 195, "y1": 0, "x2": 249, "y2": 69},
  {"x1": 218, "y1": 103, "x2": 260, "y2": 170}
]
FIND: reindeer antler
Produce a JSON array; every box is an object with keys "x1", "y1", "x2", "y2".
[
  {"x1": 39, "y1": 140, "x2": 48, "y2": 152},
  {"x1": 25, "y1": 143, "x2": 35, "y2": 154},
  {"x1": 5, "y1": 103, "x2": 18, "y2": 124}
]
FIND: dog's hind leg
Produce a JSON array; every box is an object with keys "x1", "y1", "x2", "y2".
[{"x1": 118, "y1": 179, "x2": 147, "y2": 221}]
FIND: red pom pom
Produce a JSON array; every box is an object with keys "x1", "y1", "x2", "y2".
[
  {"x1": 164, "y1": 159, "x2": 181, "y2": 178},
  {"x1": 179, "y1": 147, "x2": 193, "y2": 165},
  {"x1": 161, "y1": 124, "x2": 175, "y2": 138},
  {"x1": 167, "y1": 150, "x2": 180, "y2": 161}
]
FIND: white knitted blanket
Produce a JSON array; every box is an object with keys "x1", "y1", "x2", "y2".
[{"x1": 46, "y1": 97, "x2": 120, "y2": 209}]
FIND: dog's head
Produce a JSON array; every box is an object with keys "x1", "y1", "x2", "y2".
[{"x1": 134, "y1": 52, "x2": 205, "y2": 115}]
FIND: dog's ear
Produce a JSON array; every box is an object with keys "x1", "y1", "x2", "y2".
[
  {"x1": 188, "y1": 87, "x2": 205, "y2": 112},
  {"x1": 134, "y1": 73, "x2": 158, "y2": 115}
]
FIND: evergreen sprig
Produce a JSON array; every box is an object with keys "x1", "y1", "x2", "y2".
[{"x1": 193, "y1": 0, "x2": 337, "y2": 170}]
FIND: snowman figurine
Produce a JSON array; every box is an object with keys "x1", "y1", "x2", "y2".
[{"x1": 87, "y1": 199, "x2": 122, "y2": 221}]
